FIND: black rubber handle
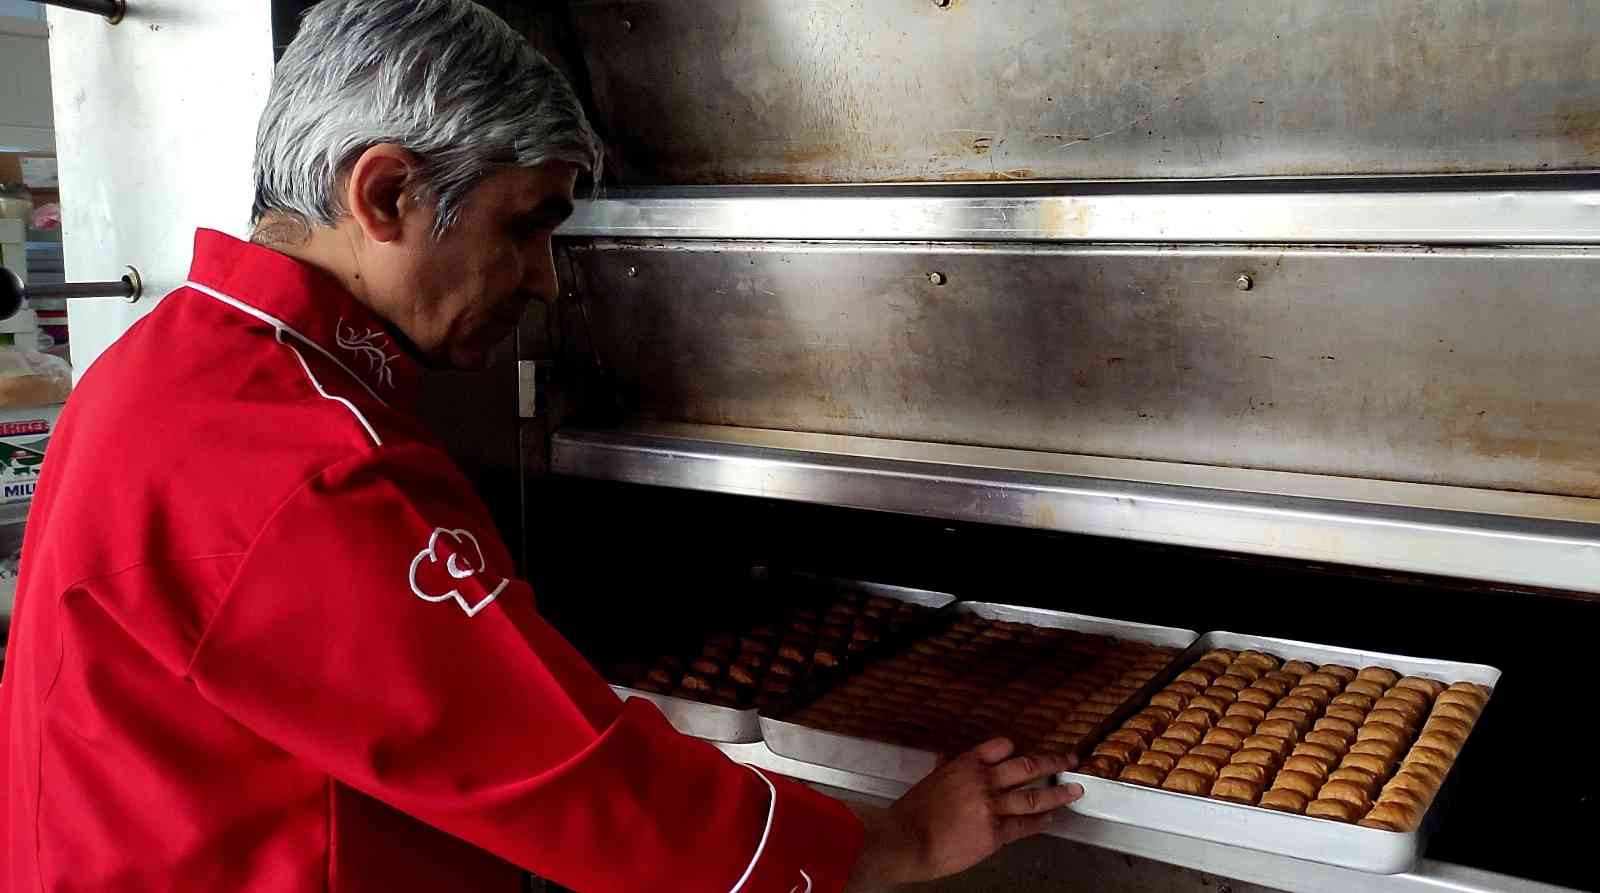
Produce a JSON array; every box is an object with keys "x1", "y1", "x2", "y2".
[{"x1": 0, "y1": 268, "x2": 22, "y2": 323}]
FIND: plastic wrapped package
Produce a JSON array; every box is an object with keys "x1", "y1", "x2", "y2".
[{"x1": 0, "y1": 346, "x2": 70, "y2": 407}]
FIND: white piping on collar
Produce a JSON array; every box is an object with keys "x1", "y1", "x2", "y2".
[
  {"x1": 728, "y1": 764, "x2": 777, "y2": 893},
  {"x1": 276, "y1": 330, "x2": 382, "y2": 447},
  {"x1": 183, "y1": 279, "x2": 389, "y2": 408}
]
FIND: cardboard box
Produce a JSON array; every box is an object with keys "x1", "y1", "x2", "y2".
[{"x1": 0, "y1": 403, "x2": 61, "y2": 504}]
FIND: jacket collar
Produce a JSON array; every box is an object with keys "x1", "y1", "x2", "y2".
[{"x1": 185, "y1": 228, "x2": 424, "y2": 412}]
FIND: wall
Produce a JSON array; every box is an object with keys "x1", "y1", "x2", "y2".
[
  {"x1": 48, "y1": 1, "x2": 274, "y2": 379},
  {"x1": 0, "y1": 14, "x2": 52, "y2": 152}
]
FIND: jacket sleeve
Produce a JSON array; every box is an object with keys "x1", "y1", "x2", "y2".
[{"x1": 186, "y1": 441, "x2": 863, "y2": 892}]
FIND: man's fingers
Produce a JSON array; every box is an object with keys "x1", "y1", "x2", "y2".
[
  {"x1": 994, "y1": 781, "x2": 1084, "y2": 817},
  {"x1": 997, "y1": 812, "x2": 1055, "y2": 845},
  {"x1": 968, "y1": 737, "x2": 1016, "y2": 766},
  {"x1": 989, "y1": 752, "x2": 1075, "y2": 789}
]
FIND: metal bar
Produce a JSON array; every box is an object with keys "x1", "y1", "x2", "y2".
[
  {"x1": 0, "y1": 267, "x2": 140, "y2": 321},
  {"x1": 712, "y1": 742, "x2": 1573, "y2": 893},
  {"x1": 29, "y1": 0, "x2": 124, "y2": 23},
  {"x1": 552, "y1": 424, "x2": 1600, "y2": 596},
  {"x1": 562, "y1": 187, "x2": 1600, "y2": 245}
]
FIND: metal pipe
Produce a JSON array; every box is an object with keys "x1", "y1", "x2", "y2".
[
  {"x1": 27, "y1": 0, "x2": 125, "y2": 25},
  {"x1": 0, "y1": 266, "x2": 142, "y2": 321}
]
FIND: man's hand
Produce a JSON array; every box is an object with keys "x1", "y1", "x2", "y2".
[{"x1": 844, "y1": 738, "x2": 1083, "y2": 891}]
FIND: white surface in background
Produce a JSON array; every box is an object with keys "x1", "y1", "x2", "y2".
[
  {"x1": 0, "y1": 15, "x2": 53, "y2": 152},
  {"x1": 49, "y1": 1, "x2": 274, "y2": 380}
]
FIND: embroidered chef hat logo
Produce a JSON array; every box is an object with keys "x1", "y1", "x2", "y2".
[{"x1": 409, "y1": 527, "x2": 510, "y2": 617}]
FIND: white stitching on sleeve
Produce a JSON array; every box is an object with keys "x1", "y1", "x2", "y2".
[{"x1": 727, "y1": 764, "x2": 777, "y2": 893}]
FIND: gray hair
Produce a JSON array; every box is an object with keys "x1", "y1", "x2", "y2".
[{"x1": 252, "y1": 0, "x2": 602, "y2": 238}]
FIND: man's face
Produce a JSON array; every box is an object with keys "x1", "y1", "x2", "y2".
[{"x1": 382, "y1": 161, "x2": 578, "y2": 369}]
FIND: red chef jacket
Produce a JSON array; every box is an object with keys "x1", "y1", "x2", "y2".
[{"x1": 0, "y1": 229, "x2": 862, "y2": 892}]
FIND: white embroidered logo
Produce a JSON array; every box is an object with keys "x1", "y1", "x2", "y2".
[
  {"x1": 789, "y1": 871, "x2": 812, "y2": 893},
  {"x1": 408, "y1": 527, "x2": 510, "y2": 617},
  {"x1": 335, "y1": 319, "x2": 400, "y2": 389}
]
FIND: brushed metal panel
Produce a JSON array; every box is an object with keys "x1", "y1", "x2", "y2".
[
  {"x1": 563, "y1": 241, "x2": 1600, "y2": 497},
  {"x1": 571, "y1": 0, "x2": 1600, "y2": 184},
  {"x1": 563, "y1": 187, "x2": 1600, "y2": 244}
]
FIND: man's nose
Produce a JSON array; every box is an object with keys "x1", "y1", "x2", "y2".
[{"x1": 524, "y1": 242, "x2": 560, "y2": 305}]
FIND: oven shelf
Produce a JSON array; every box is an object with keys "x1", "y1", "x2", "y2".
[
  {"x1": 712, "y1": 741, "x2": 1574, "y2": 893},
  {"x1": 552, "y1": 423, "x2": 1600, "y2": 597}
]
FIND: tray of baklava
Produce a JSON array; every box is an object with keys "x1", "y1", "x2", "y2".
[
  {"x1": 759, "y1": 603, "x2": 1197, "y2": 785},
  {"x1": 1060, "y1": 631, "x2": 1499, "y2": 874},
  {"x1": 602, "y1": 571, "x2": 955, "y2": 742}
]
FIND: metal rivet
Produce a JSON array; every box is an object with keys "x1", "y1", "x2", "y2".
[
  {"x1": 627, "y1": 266, "x2": 639, "y2": 278},
  {"x1": 928, "y1": 271, "x2": 947, "y2": 286},
  {"x1": 621, "y1": 19, "x2": 633, "y2": 32},
  {"x1": 1235, "y1": 273, "x2": 1253, "y2": 291}
]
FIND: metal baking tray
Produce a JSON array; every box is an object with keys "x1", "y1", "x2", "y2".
[
  {"x1": 611, "y1": 571, "x2": 957, "y2": 743},
  {"x1": 761, "y1": 603, "x2": 1199, "y2": 784},
  {"x1": 1058, "y1": 630, "x2": 1501, "y2": 875}
]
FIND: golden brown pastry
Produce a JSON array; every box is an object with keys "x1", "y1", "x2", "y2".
[
  {"x1": 1259, "y1": 788, "x2": 1309, "y2": 813},
  {"x1": 1270, "y1": 770, "x2": 1321, "y2": 800},
  {"x1": 1176, "y1": 668, "x2": 1217, "y2": 687},
  {"x1": 1238, "y1": 650, "x2": 1281, "y2": 671},
  {"x1": 1254, "y1": 719, "x2": 1302, "y2": 742},
  {"x1": 1263, "y1": 670, "x2": 1300, "y2": 687},
  {"x1": 1242, "y1": 735, "x2": 1293, "y2": 759},
  {"x1": 1330, "y1": 692, "x2": 1375, "y2": 713},
  {"x1": 1305, "y1": 799, "x2": 1360, "y2": 822},
  {"x1": 1202, "y1": 685, "x2": 1241, "y2": 704},
  {"x1": 1433, "y1": 691, "x2": 1484, "y2": 715},
  {"x1": 1151, "y1": 690, "x2": 1189, "y2": 712},
  {"x1": 1107, "y1": 729, "x2": 1150, "y2": 748},
  {"x1": 1165, "y1": 681, "x2": 1203, "y2": 698},
  {"x1": 1122, "y1": 714, "x2": 1163, "y2": 737},
  {"x1": 1317, "y1": 779, "x2": 1373, "y2": 813},
  {"x1": 1081, "y1": 755, "x2": 1123, "y2": 778},
  {"x1": 1093, "y1": 740, "x2": 1142, "y2": 764},
  {"x1": 1414, "y1": 731, "x2": 1462, "y2": 759},
  {"x1": 1281, "y1": 660, "x2": 1318, "y2": 676},
  {"x1": 1356, "y1": 666, "x2": 1401, "y2": 688},
  {"x1": 1211, "y1": 674, "x2": 1250, "y2": 692},
  {"x1": 1348, "y1": 739, "x2": 1402, "y2": 763},
  {"x1": 1188, "y1": 695, "x2": 1229, "y2": 719},
  {"x1": 1230, "y1": 748, "x2": 1280, "y2": 769},
  {"x1": 1380, "y1": 686, "x2": 1429, "y2": 712},
  {"x1": 1138, "y1": 750, "x2": 1179, "y2": 773},
  {"x1": 1355, "y1": 723, "x2": 1404, "y2": 747},
  {"x1": 1235, "y1": 688, "x2": 1276, "y2": 709},
  {"x1": 1365, "y1": 709, "x2": 1416, "y2": 734},
  {"x1": 1265, "y1": 707, "x2": 1312, "y2": 731},
  {"x1": 1328, "y1": 766, "x2": 1380, "y2": 792},
  {"x1": 1175, "y1": 709, "x2": 1215, "y2": 730},
  {"x1": 1298, "y1": 671, "x2": 1345, "y2": 692},
  {"x1": 1201, "y1": 648, "x2": 1238, "y2": 665},
  {"x1": 1303, "y1": 730, "x2": 1350, "y2": 754},
  {"x1": 1118, "y1": 764, "x2": 1165, "y2": 787},
  {"x1": 1217, "y1": 716, "x2": 1258, "y2": 736},
  {"x1": 1314, "y1": 716, "x2": 1358, "y2": 738},
  {"x1": 1378, "y1": 786, "x2": 1427, "y2": 816},
  {"x1": 1431, "y1": 702, "x2": 1478, "y2": 725},
  {"x1": 1319, "y1": 664, "x2": 1359, "y2": 683},
  {"x1": 1384, "y1": 770, "x2": 1440, "y2": 802},
  {"x1": 1161, "y1": 769, "x2": 1212, "y2": 795},
  {"x1": 1219, "y1": 762, "x2": 1270, "y2": 786},
  {"x1": 1190, "y1": 744, "x2": 1235, "y2": 765},
  {"x1": 1292, "y1": 742, "x2": 1339, "y2": 766},
  {"x1": 1395, "y1": 676, "x2": 1446, "y2": 699},
  {"x1": 1325, "y1": 704, "x2": 1367, "y2": 725},
  {"x1": 1361, "y1": 801, "x2": 1419, "y2": 832},
  {"x1": 1421, "y1": 716, "x2": 1471, "y2": 742},
  {"x1": 1210, "y1": 777, "x2": 1261, "y2": 804},
  {"x1": 1403, "y1": 746, "x2": 1452, "y2": 775},
  {"x1": 1202, "y1": 728, "x2": 1246, "y2": 750},
  {"x1": 1444, "y1": 681, "x2": 1490, "y2": 705},
  {"x1": 1341, "y1": 752, "x2": 1392, "y2": 779},
  {"x1": 1287, "y1": 686, "x2": 1334, "y2": 708},
  {"x1": 1193, "y1": 659, "x2": 1230, "y2": 677},
  {"x1": 1251, "y1": 677, "x2": 1291, "y2": 698},
  {"x1": 1343, "y1": 679, "x2": 1387, "y2": 700},
  {"x1": 1176, "y1": 754, "x2": 1222, "y2": 780},
  {"x1": 1277, "y1": 694, "x2": 1321, "y2": 714},
  {"x1": 1150, "y1": 737, "x2": 1190, "y2": 757},
  {"x1": 1223, "y1": 664, "x2": 1264, "y2": 683},
  {"x1": 1225, "y1": 702, "x2": 1268, "y2": 723},
  {"x1": 1282, "y1": 754, "x2": 1330, "y2": 780}
]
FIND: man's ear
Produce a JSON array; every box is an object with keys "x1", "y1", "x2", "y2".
[{"x1": 345, "y1": 143, "x2": 420, "y2": 244}]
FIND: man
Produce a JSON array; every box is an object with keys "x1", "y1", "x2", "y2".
[{"x1": 0, "y1": 1, "x2": 1082, "y2": 890}]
